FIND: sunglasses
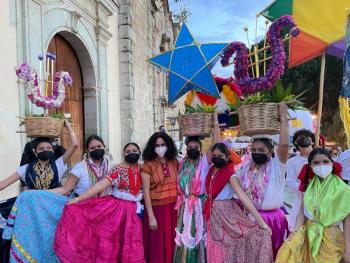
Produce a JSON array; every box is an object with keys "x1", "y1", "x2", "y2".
[{"x1": 155, "y1": 143, "x2": 166, "y2": 147}]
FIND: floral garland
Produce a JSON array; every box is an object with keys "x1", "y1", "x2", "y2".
[
  {"x1": 221, "y1": 15, "x2": 300, "y2": 94},
  {"x1": 16, "y1": 62, "x2": 72, "y2": 109},
  {"x1": 175, "y1": 197, "x2": 204, "y2": 249}
]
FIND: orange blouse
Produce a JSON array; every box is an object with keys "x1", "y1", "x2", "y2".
[{"x1": 142, "y1": 159, "x2": 179, "y2": 206}]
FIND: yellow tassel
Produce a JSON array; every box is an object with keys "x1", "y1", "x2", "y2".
[{"x1": 339, "y1": 96, "x2": 350, "y2": 147}]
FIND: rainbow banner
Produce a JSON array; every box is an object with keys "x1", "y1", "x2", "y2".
[{"x1": 261, "y1": 0, "x2": 350, "y2": 67}]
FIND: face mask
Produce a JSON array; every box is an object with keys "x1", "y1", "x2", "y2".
[
  {"x1": 212, "y1": 157, "x2": 226, "y2": 168},
  {"x1": 155, "y1": 146, "x2": 167, "y2": 158},
  {"x1": 252, "y1": 153, "x2": 269, "y2": 165},
  {"x1": 312, "y1": 165, "x2": 333, "y2": 178},
  {"x1": 297, "y1": 137, "x2": 312, "y2": 148},
  {"x1": 125, "y1": 153, "x2": 140, "y2": 164},
  {"x1": 187, "y1": 149, "x2": 200, "y2": 160},
  {"x1": 90, "y1": 149, "x2": 105, "y2": 161},
  {"x1": 37, "y1": 151, "x2": 54, "y2": 161}
]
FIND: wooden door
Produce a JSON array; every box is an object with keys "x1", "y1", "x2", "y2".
[{"x1": 48, "y1": 34, "x2": 85, "y2": 165}]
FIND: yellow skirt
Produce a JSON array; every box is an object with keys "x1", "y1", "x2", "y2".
[{"x1": 276, "y1": 221, "x2": 344, "y2": 263}]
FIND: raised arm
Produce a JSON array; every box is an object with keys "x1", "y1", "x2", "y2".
[
  {"x1": 62, "y1": 120, "x2": 78, "y2": 164},
  {"x1": 277, "y1": 103, "x2": 289, "y2": 164},
  {"x1": 68, "y1": 177, "x2": 111, "y2": 204},
  {"x1": 49, "y1": 174, "x2": 79, "y2": 195},
  {"x1": 230, "y1": 176, "x2": 271, "y2": 234},
  {"x1": 206, "y1": 113, "x2": 220, "y2": 164},
  {"x1": 0, "y1": 172, "x2": 21, "y2": 191},
  {"x1": 142, "y1": 172, "x2": 157, "y2": 231}
]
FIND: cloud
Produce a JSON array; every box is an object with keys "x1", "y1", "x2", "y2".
[{"x1": 169, "y1": 0, "x2": 273, "y2": 77}]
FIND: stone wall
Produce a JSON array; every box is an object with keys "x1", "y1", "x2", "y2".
[
  {"x1": 0, "y1": 0, "x2": 120, "y2": 199},
  {"x1": 119, "y1": 0, "x2": 183, "y2": 149}
]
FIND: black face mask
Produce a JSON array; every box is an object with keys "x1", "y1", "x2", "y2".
[
  {"x1": 125, "y1": 153, "x2": 140, "y2": 164},
  {"x1": 187, "y1": 149, "x2": 200, "y2": 160},
  {"x1": 297, "y1": 137, "x2": 312, "y2": 148},
  {"x1": 212, "y1": 157, "x2": 226, "y2": 168},
  {"x1": 90, "y1": 149, "x2": 105, "y2": 161},
  {"x1": 37, "y1": 151, "x2": 55, "y2": 161},
  {"x1": 252, "y1": 153, "x2": 269, "y2": 165}
]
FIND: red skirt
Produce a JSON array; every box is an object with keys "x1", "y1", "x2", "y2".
[
  {"x1": 143, "y1": 202, "x2": 177, "y2": 263},
  {"x1": 54, "y1": 195, "x2": 145, "y2": 263}
]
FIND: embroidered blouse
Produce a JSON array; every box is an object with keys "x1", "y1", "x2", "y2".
[
  {"x1": 142, "y1": 159, "x2": 179, "y2": 206},
  {"x1": 107, "y1": 164, "x2": 143, "y2": 202}
]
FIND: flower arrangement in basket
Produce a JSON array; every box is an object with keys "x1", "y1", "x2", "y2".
[
  {"x1": 238, "y1": 81, "x2": 305, "y2": 136},
  {"x1": 219, "y1": 15, "x2": 301, "y2": 136},
  {"x1": 181, "y1": 76, "x2": 242, "y2": 135},
  {"x1": 16, "y1": 53, "x2": 73, "y2": 138}
]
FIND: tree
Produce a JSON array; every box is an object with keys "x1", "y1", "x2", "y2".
[{"x1": 170, "y1": 0, "x2": 191, "y2": 24}]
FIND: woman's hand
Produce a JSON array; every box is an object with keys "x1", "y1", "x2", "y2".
[
  {"x1": 343, "y1": 250, "x2": 350, "y2": 263},
  {"x1": 286, "y1": 231, "x2": 295, "y2": 241},
  {"x1": 260, "y1": 223, "x2": 272, "y2": 236},
  {"x1": 149, "y1": 217, "x2": 158, "y2": 231},
  {"x1": 68, "y1": 197, "x2": 80, "y2": 205}
]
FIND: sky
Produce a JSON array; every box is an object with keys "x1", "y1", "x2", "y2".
[{"x1": 169, "y1": 0, "x2": 273, "y2": 76}]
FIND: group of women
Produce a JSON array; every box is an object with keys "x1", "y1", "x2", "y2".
[{"x1": 0, "y1": 103, "x2": 350, "y2": 263}]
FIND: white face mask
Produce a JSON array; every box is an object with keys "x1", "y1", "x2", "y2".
[
  {"x1": 312, "y1": 165, "x2": 333, "y2": 179},
  {"x1": 155, "y1": 146, "x2": 167, "y2": 158}
]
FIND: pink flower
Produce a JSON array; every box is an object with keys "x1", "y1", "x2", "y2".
[{"x1": 16, "y1": 63, "x2": 33, "y2": 81}]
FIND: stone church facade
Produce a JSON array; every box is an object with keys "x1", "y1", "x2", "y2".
[{"x1": 0, "y1": 0, "x2": 181, "y2": 199}]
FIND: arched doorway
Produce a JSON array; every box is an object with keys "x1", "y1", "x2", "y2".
[{"x1": 47, "y1": 34, "x2": 85, "y2": 164}]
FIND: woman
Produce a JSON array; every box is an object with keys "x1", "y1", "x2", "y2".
[
  {"x1": 142, "y1": 132, "x2": 179, "y2": 263},
  {"x1": 174, "y1": 115, "x2": 220, "y2": 263},
  {"x1": 205, "y1": 143, "x2": 273, "y2": 263},
  {"x1": 236, "y1": 103, "x2": 289, "y2": 259},
  {"x1": 54, "y1": 142, "x2": 144, "y2": 263},
  {"x1": 276, "y1": 148, "x2": 350, "y2": 263},
  {"x1": 0, "y1": 121, "x2": 77, "y2": 191},
  {"x1": 51, "y1": 135, "x2": 111, "y2": 196},
  {"x1": 1, "y1": 135, "x2": 112, "y2": 263}
]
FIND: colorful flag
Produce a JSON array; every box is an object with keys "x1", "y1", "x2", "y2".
[{"x1": 261, "y1": 0, "x2": 349, "y2": 67}]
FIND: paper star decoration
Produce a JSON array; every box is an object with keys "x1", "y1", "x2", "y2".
[{"x1": 147, "y1": 24, "x2": 228, "y2": 104}]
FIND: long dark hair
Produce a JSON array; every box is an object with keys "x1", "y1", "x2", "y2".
[
  {"x1": 142, "y1": 132, "x2": 177, "y2": 161},
  {"x1": 85, "y1": 135, "x2": 105, "y2": 150},
  {"x1": 300, "y1": 148, "x2": 333, "y2": 191}
]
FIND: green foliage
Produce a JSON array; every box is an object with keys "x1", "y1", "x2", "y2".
[
  {"x1": 185, "y1": 103, "x2": 217, "y2": 114},
  {"x1": 242, "y1": 81, "x2": 305, "y2": 110},
  {"x1": 19, "y1": 110, "x2": 65, "y2": 126}
]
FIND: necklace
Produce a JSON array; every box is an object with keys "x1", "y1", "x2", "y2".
[{"x1": 128, "y1": 166, "x2": 141, "y2": 196}]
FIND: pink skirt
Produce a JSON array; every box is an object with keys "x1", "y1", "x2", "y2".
[
  {"x1": 143, "y1": 202, "x2": 177, "y2": 263},
  {"x1": 259, "y1": 208, "x2": 289, "y2": 260},
  {"x1": 54, "y1": 195, "x2": 145, "y2": 263},
  {"x1": 207, "y1": 200, "x2": 273, "y2": 263}
]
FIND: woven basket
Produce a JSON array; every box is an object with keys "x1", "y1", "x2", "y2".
[
  {"x1": 238, "y1": 103, "x2": 280, "y2": 136},
  {"x1": 177, "y1": 113, "x2": 213, "y2": 136},
  {"x1": 24, "y1": 117, "x2": 64, "y2": 138}
]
